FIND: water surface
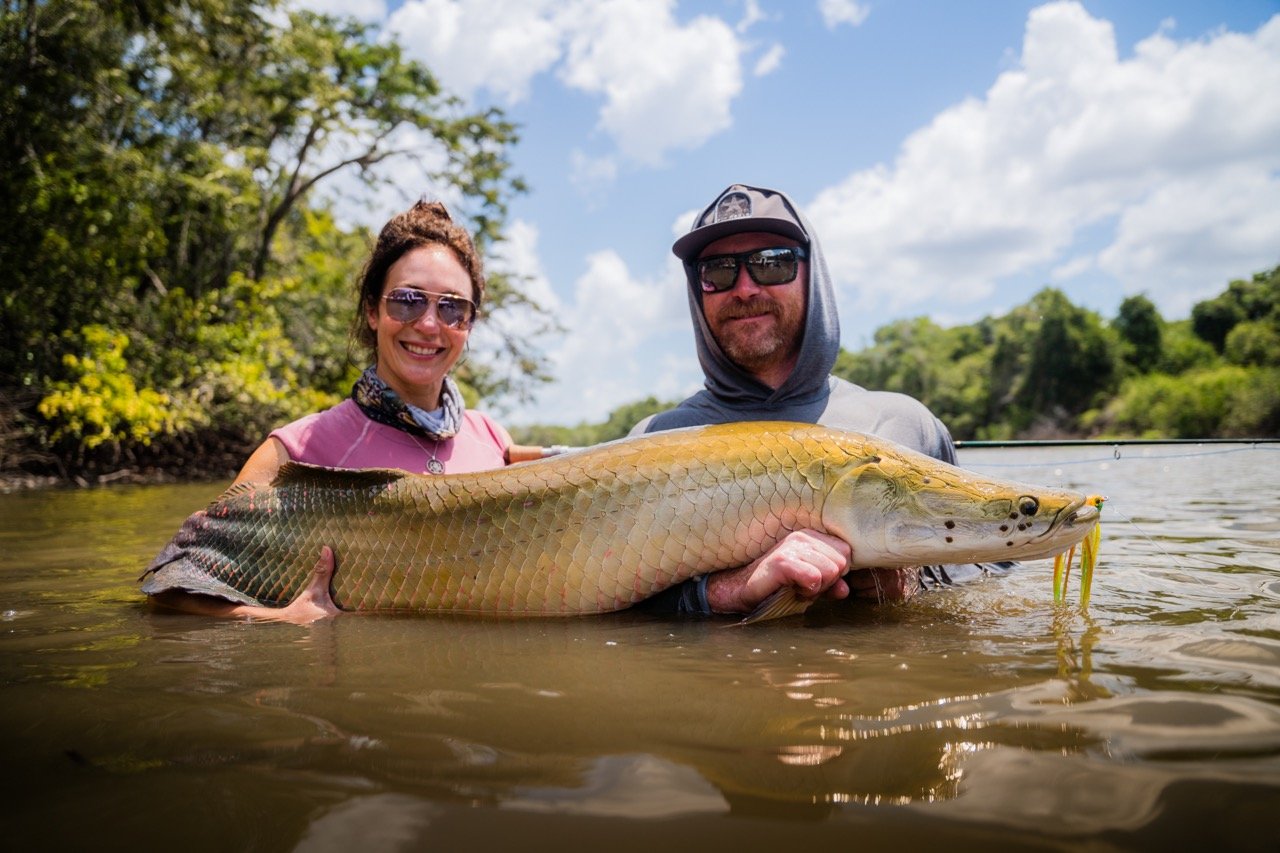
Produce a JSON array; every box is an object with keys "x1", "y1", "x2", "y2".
[{"x1": 2, "y1": 445, "x2": 1279, "y2": 851}]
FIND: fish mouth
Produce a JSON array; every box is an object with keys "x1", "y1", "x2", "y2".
[{"x1": 1043, "y1": 494, "x2": 1104, "y2": 539}]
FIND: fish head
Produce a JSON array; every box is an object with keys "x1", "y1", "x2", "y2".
[{"x1": 820, "y1": 445, "x2": 1102, "y2": 567}]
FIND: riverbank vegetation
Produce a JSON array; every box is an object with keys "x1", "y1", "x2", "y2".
[{"x1": 2, "y1": 2, "x2": 1277, "y2": 489}]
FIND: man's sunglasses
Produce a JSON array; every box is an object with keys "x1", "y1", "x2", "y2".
[
  {"x1": 382, "y1": 288, "x2": 477, "y2": 329},
  {"x1": 696, "y1": 246, "x2": 808, "y2": 293}
]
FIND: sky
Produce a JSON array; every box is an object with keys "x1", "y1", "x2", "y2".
[{"x1": 289, "y1": 0, "x2": 1280, "y2": 426}]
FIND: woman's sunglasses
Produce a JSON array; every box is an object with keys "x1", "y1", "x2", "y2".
[
  {"x1": 696, "y1": 246, "x2": 808, "y2": 293},
  {"x1": 382, "y1": 288, "x2": 477, "y2": 330}
]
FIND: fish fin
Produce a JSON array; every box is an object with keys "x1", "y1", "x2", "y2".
[
  {"x1": 736, "y1": 588, "x2": 815, "y2": 625},
  {"x1": 272, "y1": 461, "x2": 409, "y2": 490},
  {"x1": 139, "y1": 535, "x2": 185, "y2": 582},
  {"x1": 139, "y1": 561, "x2": 263, "y2": 606}
]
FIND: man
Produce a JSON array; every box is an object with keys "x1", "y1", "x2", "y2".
[{"x1": 633, "y1": 183, "x2": 982, "y2": 617}]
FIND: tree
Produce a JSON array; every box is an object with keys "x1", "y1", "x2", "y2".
[
  {"x1": 1114, "y1": 294, "x2": 1163, "y2": 373},
  {"x1": 1191, "y1": 268, "x2": 1280, "y2": 353}
]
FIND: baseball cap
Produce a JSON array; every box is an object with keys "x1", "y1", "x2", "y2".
[{"x1": 671, "y1": 184, "x2": 808, "y2": 262}]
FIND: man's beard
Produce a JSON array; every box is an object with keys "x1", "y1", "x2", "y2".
[{"x1": 710, "y1": 297, "x2": 802, "y2": 372}]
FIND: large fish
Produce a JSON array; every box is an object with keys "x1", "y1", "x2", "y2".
[{"x1": 141, "y1": 422, "x2": 1104, "y2": 619}]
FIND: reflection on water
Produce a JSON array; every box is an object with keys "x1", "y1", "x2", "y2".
[{"x1": 2, "y1": 446, "x2": 1279, "y2": 851}]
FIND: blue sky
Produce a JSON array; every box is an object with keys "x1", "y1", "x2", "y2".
[{"x1": 293, "y1": 0, "x2": 1280, "y2": 426}]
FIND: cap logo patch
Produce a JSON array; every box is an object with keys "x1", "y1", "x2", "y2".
[{"x1": 712, "y1": 191, "x2": 751, "y2": 223}]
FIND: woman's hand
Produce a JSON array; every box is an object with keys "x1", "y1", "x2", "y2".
[
  {"x1": 267, "y1": 546, "x2": 342, "y2": 623},
  {"x1": 149, "y1": 546, "x2": 342, "y2": 624},
  {"x1": 704, "y1": 530, "x2": 852, "y2": 615}
]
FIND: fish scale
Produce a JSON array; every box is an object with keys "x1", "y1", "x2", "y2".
[{"x1": 141, "y1": 422, "x2": 1104, "y2": 617}]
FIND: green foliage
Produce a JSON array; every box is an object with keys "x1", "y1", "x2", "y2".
[
  {"x1": 510, "y1": 397, "x2": 675, "y2": 448},
  {"x1": 1114, "y1": 294, "x2": 1163, "y2": 373},
  {"x1": 1156, "y1": 321, "x2": 1219, "y2": 374},
  {"x1": 1099, "y1": 365, "x2": 1272, "y2": 438},
  {"x1": 1224, "y1": 320, "x2": 1280, "y2": 367},
  {"x1": 1191, "y1": 268, "x2": 1280, "y2": 352},
  {"x1": 1221, "y1": 368, "x2": 1280, "y2": 436},
  {"x1": 37, "y1": 325, "x2": 192, "y2": 454}
]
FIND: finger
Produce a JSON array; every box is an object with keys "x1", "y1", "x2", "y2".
[{"x1": 823, "y1": 575, "x2": 851, "y2": 601}]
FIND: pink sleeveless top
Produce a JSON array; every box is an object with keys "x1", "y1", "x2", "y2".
[{"x1": 270, "y1": 399, "x2": 511, "y2": 474}]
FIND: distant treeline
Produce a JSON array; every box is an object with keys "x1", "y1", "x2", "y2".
[{"x1": 513, "y1": 266, "x2": 1280, "y2": 448}]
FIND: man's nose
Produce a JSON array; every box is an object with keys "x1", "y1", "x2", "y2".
[{"x1": 728, "y1": 263, "x2": 763, "y2": 296}]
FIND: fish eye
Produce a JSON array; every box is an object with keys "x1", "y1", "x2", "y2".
[{"x1": 1018, "y1": 496, "x2": 1039, "y2": 517}]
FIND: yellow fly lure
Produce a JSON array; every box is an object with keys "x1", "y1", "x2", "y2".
[{"x1": 1053, "y1": 496, "x2": 1106, "y2": 607}]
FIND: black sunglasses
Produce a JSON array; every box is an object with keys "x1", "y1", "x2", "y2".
[
  {"x1": 382, "y1": 288, "x2": 477, "y2": 330},
  {"x1": 696, "y1": 246, "x2": 808, "y2": 293}
]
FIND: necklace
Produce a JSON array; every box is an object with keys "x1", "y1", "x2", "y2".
[{"x1": 421, "y1": 436, "x2": 445, "y2": 475}]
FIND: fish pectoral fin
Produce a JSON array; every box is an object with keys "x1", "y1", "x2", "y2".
[
  {"x1": 735, "y1": 588, "x2": 815, "y2": 625},
  {"x1": 140, "y1": 562, "x2": 264, "y2": 606}
]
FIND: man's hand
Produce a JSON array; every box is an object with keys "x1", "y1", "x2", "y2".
[{"x1": 704, "y1": 529, "x2": 852, "y2": 614}]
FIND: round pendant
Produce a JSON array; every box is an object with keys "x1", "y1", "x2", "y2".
[{"x1": 426, "y1": 458, "x2": 445, "y2": 475}]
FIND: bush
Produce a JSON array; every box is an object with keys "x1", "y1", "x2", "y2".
[
  {"x1": 37, "y1": 324, "x2": 194, "y2": 459},
  {"x1": 1100, "y1": 365, "x2": 1260, "y2": 438}
]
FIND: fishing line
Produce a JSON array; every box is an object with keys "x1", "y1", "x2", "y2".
[{"x1": 1097, "y1": 502, "x2": 1190, "y2": 571}]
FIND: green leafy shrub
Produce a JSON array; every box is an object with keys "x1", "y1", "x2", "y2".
[{"x1": 37, "y1": 324, "x2": 193, "y2": 453}]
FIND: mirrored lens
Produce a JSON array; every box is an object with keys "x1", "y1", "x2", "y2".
[
  {"x1": 383, "y1": 289, "x2": 476, "y2": 329},
  {"x1": 697, "y1": 247, "x2": 803, "y2": 293},
  {"x1": 435, "y1": 296, "x2": 474, "y2": 329}
]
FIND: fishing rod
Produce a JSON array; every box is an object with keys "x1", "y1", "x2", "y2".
[{"x1": 955, "y1": 438, "x2": 1280, "y2": 448}]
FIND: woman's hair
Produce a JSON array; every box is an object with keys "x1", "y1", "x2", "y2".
[{"x1": 353, "y1": 199, "x2": 485, "y2": 358}]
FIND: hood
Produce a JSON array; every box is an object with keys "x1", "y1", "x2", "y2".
[{"x1": 675, "y1": 184, "x2": 841, "y2": 411}]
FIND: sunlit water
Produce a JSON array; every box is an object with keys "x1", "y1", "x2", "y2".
[{"x1": 2, "y1": 444, "x2": 1279, "y2": 852}]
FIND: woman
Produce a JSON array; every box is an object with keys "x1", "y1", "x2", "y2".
[{"x1": 150, "y1": 200, "x2": 512, "y2": 621}]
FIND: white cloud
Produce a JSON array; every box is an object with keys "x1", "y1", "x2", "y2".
[
  {"x1": 738, "y1": 0, "x2": 770, "y2": 33},
  {"x1": 556, "y1": 0, "x2": 745, "y2": 166},
  {"x1": 809, "y1": 1, "x2": 1280, "y2": 327},
  {"x1": 382, "y1": 1, "x2": 751, "y2": 169},
  {"x1": 818, "y1": 0, "x2": 871, "y2": 30},
  {"x1": 501, "y1": 249, "x2": 698, "y2": 424},
  {"x1": 387, "y1": 0, "x2": 565, "y2": 103},
  {"x1": 754, "y1": 43, "x2": 786, "y2": 77},
  {"x1": 1098, "y1": 168, "x2": 1280, "y2": 317}
]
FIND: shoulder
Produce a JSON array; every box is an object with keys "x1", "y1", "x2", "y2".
[
  {"x1": 823, "y1": 378, "x2": 956, "y2": 462},
  {"x1": 630, "y1": 392, "x2": 721, "y2": 435},
  {"x1": 271, "y1": 399, "x2": 364, "y2": 449},
  {"x1": 461, "y1": 410, "x2": 513, "y2": 449},
  {"x1": 438, "y1": 409, "x2": 511, "y2": 473}
]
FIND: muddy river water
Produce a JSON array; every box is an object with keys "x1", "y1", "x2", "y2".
[{"x1": 2, "y1": 443, "x2": 1278, "y2": 851}]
